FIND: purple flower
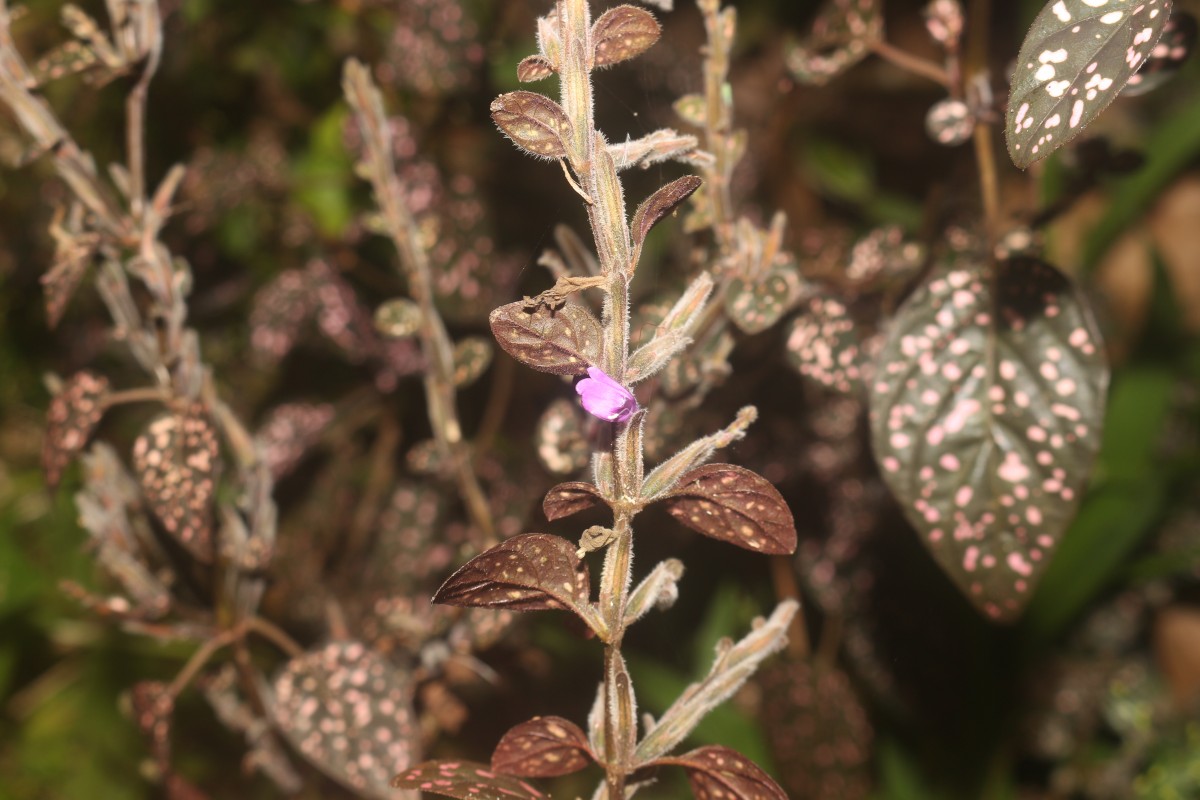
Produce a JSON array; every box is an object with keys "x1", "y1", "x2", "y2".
[{"x1": 576, "y1": 367, "x2": 638, "y2": 423}]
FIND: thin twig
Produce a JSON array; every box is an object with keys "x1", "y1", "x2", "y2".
[{"x1": 869, "y1": 39, "x2": 952, "y2": 88}]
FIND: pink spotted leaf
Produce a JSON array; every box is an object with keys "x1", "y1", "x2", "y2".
[
  {"x1": 645, "y1": 745, "x2": 788, "y2": 800},
  {"x1": 43, "y1": 371, "x2": 108, "y2": 490},
  {"x1": 662, "y1": 464, "x2": 797, "y2": 555},
  {"x1": 1122, "y1": 10, "x2": 1195, "y2": 96},
  {"x1": 785, "y1": 294, "x2": 870, "y2": 395},
  {"x1": 393, "y1": 761, "x2": 547, "y2": 800},
  {"x1": 489, "y1": 301, "x2": 603, "y2": 376},
  {"x1": 271, "y1": 641, "x2": 418, "y2": 800},
  {"x1": 535, "y1": 399, "x2": 590, "y2": 475},
  {"x1": 432, "y1": 534, "x2": 597, "y2": 628},
  {"x1": 132, "y1": 405, "x2": 221, "y2": 562},
  {"x1": 869, "y1": 256, "x2": 1109, "y2": 621},
  {"x1": 1006, "y1": 0, "x2": 1173, "y2": 168},
  {"x1": 491, "y1": 716, "x2": 594, "y2": 777},
  {"x1": 785, "y1": 0, "x2": 883, "y2": 86}
]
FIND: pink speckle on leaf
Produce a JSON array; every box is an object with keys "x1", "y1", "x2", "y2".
[{"x1": 575, "y1": 367, "x2": 638, "y2": 422}]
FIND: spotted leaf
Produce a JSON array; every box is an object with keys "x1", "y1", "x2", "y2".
[
  {"x1": 43, "y1": 371, "x2": 108, "y2": 490},
  {"x1": 1006, "y1": 0, "x2": 1173, "y2": 168},
  {"x1": 592, "y1": 5, "x2": 661, "y2": 69},
  {"x1": 543, "y1": 481, "x2": 607, "y2": 521},
  {"x1": 1123, "y1": 10, "x2": 1195, "y2": 95},
  {"x1": 785, "y1": 0, "x2": 883, "y2": 86},
  {"x1": 489, "y1": 302, "x2": 603, "y2": 376},
  {"x1": 870, "y1": 257, "x2": 1109, "y2": 621},
  {"x1": 632, "y1": 175, "x2": 703, "y2": 248},
  {"x1": 129, "y1": 681, "x2": 174, "y2": 770},
  {"x1": 490, "y1": 92, "x2": 571, "y2": 160},
  {"x1": 271, "y1": 641, "x2": 418, "y2": 800},
  {"x1": 662, "y1": 464, "x2": 797, "y2": 555},
  {"x1": 393, "y1": 761, "x2": 547, "y2": 800},
  {"x1": 535, "y1": 399, "x2": 590, "y2": 475},
  {"x1": 725, "y1": 270, "x2": 794, "y2": 335},
  {"x1": 432, "y1": 534, "x2": 593, "y2": 619},
  {"x1": 785, "y1": 294, "x2": 869, "y2": 394},
  {"x1": 647, "y1": 745, "x2": 788, "y2": 800},
  {"x1": 517, "y1": 54, "x2": 555, "y2": 82},
  {"x1": 254, "y1": 402, "x2": 334, "y2": 480},
  {"x1": 452, "y1": 337, "x2": 494, "y2": 387},
  {"x1": 673, "y1": 94, "x2": 706, "y2": 127},
  {"x1": 132, "y1": 405, "x2": 221, "y2": 562},
  {"x1": 491, "y1": 716, "x2": 594, "y2": 777}
]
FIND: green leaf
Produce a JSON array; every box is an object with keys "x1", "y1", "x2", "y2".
[
  {"x1": 1007, "y1": 0, "x2": 1173, "y2": 168},
  {"x1": 870, "y1": 257, "x2": 1109, "y2": 621}
]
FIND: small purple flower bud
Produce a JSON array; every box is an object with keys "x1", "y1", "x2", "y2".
[{"x1": 576, "y1": 367, "x2": 638, "y2": 423}]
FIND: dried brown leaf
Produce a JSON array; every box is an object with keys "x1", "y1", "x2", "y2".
[
  {"x1": 649, "y1": 745, "x2": 787, "y2": 800},
  {"x1": 491, "y1": 716, "x2": 593, "y2": 777},
  {"x1": 393, "y1": 761, "x2": 547, "y2": 800},
  {"x1": 632, "y1": 175, "x2": 703, "y2": 247},
  {"x1": 490, "y1": 91, "x2": 571, "y2": 160},
  {"x1": 489, "y1": 302, "x2": 602, "y2": 375},
  {"x1": 663, "y1": 464, "x2": 796, "y2": 554},
  {"x1": 433, "y1": 534, "x2": 591, "y2": 617},
  {"x1": 543, "y1": 482, "x2": 607, "y2": 521},
  {"x1": 592, "y1": 5, "x2": 662, "y2": 68}
]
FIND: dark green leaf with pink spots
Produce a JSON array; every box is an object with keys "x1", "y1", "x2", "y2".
[
  {"x1": 662, "y1": 464, "x2": 797, "y2": 555},
  {"x1": 271, "y1": 641, "x2": 418, "y2": 800},
  {"x1": 725, "y1": 270, "x2": 793, "y2": 335},
  {"x1": 392, "y1": 761, "x2": 547, "y2": 800},
  {"x1": 132, "y1": 405, "x2": 221, "y2": 562},
  {"x1": 785, "y1": 294, "x2": 869, "y2": 394},
  {"x1": 1006, "y1": 0, "x2": 1173, "y2": 168},
  {"x1": 646, "y1": 745, "x2": 788, "y2": 800},
  {"x1": 785, "y1": 0, "x2": 883, "y2": 86},
  {"x1": 1122, "y1": 10, "x2": 1195, "y2": 96},
  {"x1": 869, "y1": 257, "x2": 1109, "y2": 621},
  {"x1": 43, "y1": 371, "x2": 108, "y2": 490},
  {"x1": 491, "y1": 716, "x2": 594, "y2": 777}
]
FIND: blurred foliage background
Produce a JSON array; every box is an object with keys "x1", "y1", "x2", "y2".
[{"x1": 2, "y1": 0, "x2": 1200, "y2": 798}]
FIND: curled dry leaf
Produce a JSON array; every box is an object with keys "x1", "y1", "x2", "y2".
[
  {"x1": 592, "y1": 5, "x2": 662, "y2": 69},
  {"x1": 393, "y1": 761, "x2": 547, "y2": 800},
  {"x1": 663, "y1": 464, "x2": 797, "y2": 555},
  {"x1": 870, "y1": 257, "x2": 1108, "y2": 621},
  {"x1": 646, "y1": 745, "x2": 788, "y2": 800},
  {"x1": 632, "y1": 175, "x2": 703, "y2": 247},
  {"x1": 132, "y1": 404, "x2": 221, "y2": 562},
  {"x1": 490, "y1": 91, "x2": 571, "y2": 160},
  {"x1": 1006, "y1": 0, "x2": 1173, "y2": 168},
  {"x1": 271, "y1": 641, "x2": 418, "y2": 800},
  {"x1": 543, "y1": 481, "x2": 607, "y2": 521},
  {"x1": 491, "y1": 715, "x2": 594, "y2": 777},
  {"x1": 433, "y1": 533, "x2": 593, "y2": 619},
  {"x1": 43, "y1": 370, "x2": 108, "y2": 490},
  {"x1": 489, "y1": 301, "x2": 603, "y2": 376},
  {"x1": 517, "y1": 54, "x2": 556, "y2": 82}
]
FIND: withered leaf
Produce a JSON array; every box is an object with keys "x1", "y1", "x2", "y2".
[
  {"x1": 592, "y1": 5, "x2": 662, "y2": 68},
  {"x1": 491, "y1": 91, "x2": 571, "y2": 160},
  {"x1": 632, "y1": 175, "x2": 703, "y2": 247},
  {"x1": 132, "y1": 404, "x2": 221, "y2": 562},
  {"x1": 663, "y1": 464, "x2": 796, "y2": 555},
  {"x1": 43, "y1": 371, "x2": 108, "y2": 490},
  {"x1": 433, "y1": 534, "x2": 591, "y2": 616},
  {"x1": 491, "y1": 716, "x2": 594, "y2": 777},
  {"x1": 543, "y1": 482, "x2": 607, "y2": 521},
  {"x1": 272, "y1": 641, "x2": 417, "y2": 800},
  {"x1": 393, "y1": 761, "x2": 547, "y2": 800},
  {"x1": 649, "y1": 745, "x2": 788, "y2": 800},
  {"x1": 517, "y1": 54, "x2": 555, "y2": 82},
  {"x1": 489, "y1": 302, "x2": 603, "y2": 376}
]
